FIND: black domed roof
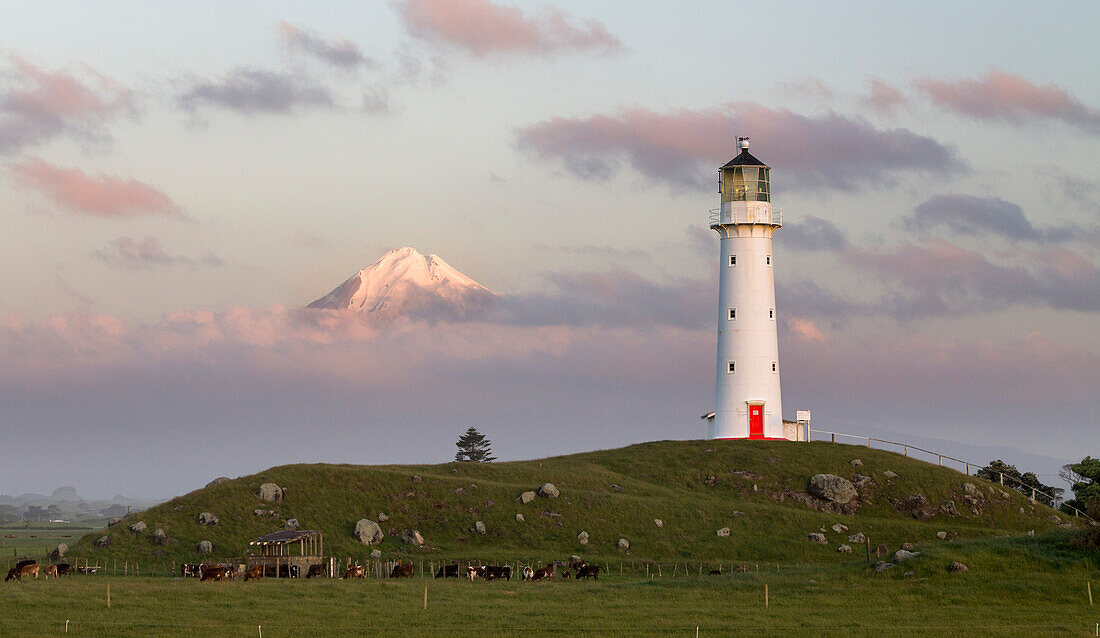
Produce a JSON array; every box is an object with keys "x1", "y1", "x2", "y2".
[{"x1": 721, "y1": 148, "x2": 768, "y2": 168}]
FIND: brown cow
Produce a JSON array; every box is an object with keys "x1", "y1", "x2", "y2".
[
  {"x1": 390, "y1": 564, "x2": 415, "y2": 578},
  {"x1": 306, "y1": 564, "x2": 326, "y2": 578},
  {"x1": 244, "y1": 565, "x2": 264, "y2": 582},
  {"x1": 532, "y1": 564, "x2": 554, "y2": 581},
  {"x1": 574, "y1": 564, "x2": 600, "y2": 580},
  {"x1": 200, "y1": 565, "x2": 229, "y2": 581},
  {"x1": 14, "y1": 564, "x2": 40, "y2": 581},
  {"x1": 42, "y1": 564, "x2": 59, "y2": 579},
  {"x1": 343, "y1": 565, "x2": 365, "y2": 579}
]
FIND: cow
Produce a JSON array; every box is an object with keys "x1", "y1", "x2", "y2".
[
  {"x1": 4, "y1": 568, "x2": 17, "y2": 582},
  {"x1": 390, "y1": 564, "x2": 415, "y2": 578},
  {"x1": 532, "y1": 564, "x2": 554, "y2": 581},
  {"x1": 575, "y1": 564, "x2": 600, "y2": 581},
  {"x1": 708, "y1": 568, "x2": 723, "y2": 575},
  {"x1": 244, "y1": 565, "x2": 264, "y2": 582},
  {"x1": 521, "y1": 566, "x2": 534, "y2": 581},
  {"x1": 306, "y1": 564, "x2": 326, "y2": 579},
  {"x1": 467, "y1": 566, "x2": 485, "y2": 581},
  {"x1": 200, "y1": 565, "x2": 229, "y2": 582},
  {"x1": 435, "y1": 564, "x2": 460, "y2": 578},
  {"x1": 484, "y1": 565, "x2": 511, "y2": 581},
  {"x1": 13, "y1": 564, "x2": 40, "y2": 581},
  {"x1": 42, "y1": 564, "x2": 59, "y2": 579},
  {"x1": 181, "y1": 563, "x2": 201, "y2": 578},
  {"x1": 343, "y1": 565, "x2": 365, "y2": 579},
  {"x1": 56, "y1": 564, "x2": 72, "y2": 576},
  {"x1": 560, "y1": 571, "x2": 571, "y2": 579},
  {"x1": 568, "y1": 557, "x2": 587, "y2": 572}
]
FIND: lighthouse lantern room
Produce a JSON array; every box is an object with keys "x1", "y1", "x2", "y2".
[{"x1": 709, "y1": 137, "x2": 785, "y2": 439}]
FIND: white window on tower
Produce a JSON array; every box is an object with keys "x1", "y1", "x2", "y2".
[
  {"x1": 766, "y1": 254, "x2": 772, "y2": 266},
  {"x1": 771, "y1": 361, "x2": 778, "y2": 373},
  {"x1": 728, "y1": 307, "x2": 736, "y2": 320},
  {"x1": 727, "y1": 361, "x2": 735, "y2": 374},
  {"x1": 729, "y1": 254, "x2": 737, "y2": 267},
  {"x1": 769, "y1": 308, "x2": 775, "y2": 320}
]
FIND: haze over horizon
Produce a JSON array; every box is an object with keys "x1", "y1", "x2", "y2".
[{"x1": 1, "y1": 1, "x2": 1098, "y2": 499}]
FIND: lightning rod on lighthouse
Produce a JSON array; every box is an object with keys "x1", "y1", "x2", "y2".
[{"x1": 709, "y1": 137, "x2": 786, "y2": 439}]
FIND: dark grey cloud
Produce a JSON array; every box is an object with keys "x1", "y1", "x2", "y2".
[
  {"x1": 905, "y1": 194, "x2": 1074, "y2": 242},
  {"x1": 179, "y1": 68, "x2": 335, "y2": 115},
  {"x1": 779, "y1": 216, "x2": 847, "y2": 251},
  {"x1": 516, "y1": 103, "x2": 966, "y2": 191},
  {"x1": 277, "y1": 21, "x2": 373, "y2": 70},
  {"x1": 94, "y1": 236, "x2": 223, "y2": 269}
]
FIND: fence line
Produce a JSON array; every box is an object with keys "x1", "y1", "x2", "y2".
[{"x1": 808, "y1": 428, "x2": 1093, "y2": 522}]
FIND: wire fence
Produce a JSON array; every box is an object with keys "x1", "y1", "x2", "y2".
[{"x1": 808, "y1": 428, "x2": 1093, "y2": 522}]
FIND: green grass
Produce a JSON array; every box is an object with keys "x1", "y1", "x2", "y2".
[
  {"x1": 1, "y1": 533, "x2": 1097, "y2": 637},
  {"x1": 53, "y1": 439, "x2": 1079, "y2": 571},
  {"x1": 0, "y1": 522, "x2": 94, "y2": 561}
]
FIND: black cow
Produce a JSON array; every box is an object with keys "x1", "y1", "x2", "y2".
[
  {"x1": 484, "y1": 565, "x2": 512, "y2": 581},
  {"x1": 575, "y1": 564, "x2": 600, "y2": 580},
  {"x1": 306, "y1": 564, "x2": 326, "y2": 578},
  {"x1": 435, "y1": 564, "x2": 460, "y2": 578}
]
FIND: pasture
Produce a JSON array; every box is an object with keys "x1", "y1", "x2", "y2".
[
  {"x1": 0, "y1": 522, "x2": 94, "y2": 560},
  {"x1": 3, "y1": 533, "x2": 1098, "y2": 637}
]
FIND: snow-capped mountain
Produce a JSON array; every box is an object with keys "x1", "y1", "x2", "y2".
[{"x1": 308, "y1": 247, "x2": 497, "y2": 320}]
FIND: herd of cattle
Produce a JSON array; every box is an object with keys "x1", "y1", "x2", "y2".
[
  {"x1": 173, "y1": 558, "x2": 601, "y2": 582},
  {"x1": 6, "y1": 557, "x2": 602, "y2": 583}
]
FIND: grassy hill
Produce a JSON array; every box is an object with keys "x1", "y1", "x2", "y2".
[{"x1": 64, "y1": 440, "x2": 1077, "y2": 567}]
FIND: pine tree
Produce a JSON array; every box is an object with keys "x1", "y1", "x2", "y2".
[{"x1": 454, "y1": 427, "x2": 496, "y2": 463}]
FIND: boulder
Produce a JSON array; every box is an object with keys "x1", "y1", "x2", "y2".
[
  {"x1": 377, "y1": 513, "x2": 389, "y2": 523},
  {"x1": 370, "y1": 549, "x2": 382, "y2": 559},
  {"x1": 94, "y1": 535, "x2": 111, "y2": 549},
  {"x1": 831, "y1": 523, "x2": 849, "y2": 533},
  {"x1": 617, "y1": 538, "x2": 630, "y2": 550},
  {"x1": 401, "y1": 529, "x2": 425, "y2": 546},
  {"x1": 354, "y1": 519, "x2": 384, "y2": 545},
  {"x1": 152, "y1": 528, "x2": 170, "y2": 545},
  {"x1": 716, "y1": 527, "x2": 731, "y2": 538},
  {"x1": 537, "y1": 483, "x2": 560, "y2": 499},
  {"x1": 837, "y1": 545, "x2": 852, "y2": 553},
  {"x1": 807, "y1": 533, "x2": 828, "y2": 544},
  {"x1": 948, "y1": 561, "x2": 969, "y2": 573},
  {"x1": 896, "y1": 494, "x2": 936, "y2": 521},
  {"x1": 411, "y1": 475, "x2": 422, "y2": 483},
  {"x1": 474, "y1": 521, "x2": 487, "y2": 535},
  {"x1": 129, "y1": 521, "x2": 146, "y2": 533},
  {"x1": 900, "y1": 542, "x2": 915, "y2": 551},
  {"x1": 704, "y1": 476, "x2": 719, "y2": 487},
  {"x1": 807, "y1": 474, "x2": 857, "y2": 504},
  {"x1": 963, "y1": 482, "x2": 980, "y2": 497},
  {"x1": 903, "y1": 571, "x2": 915, "y2": 577},
  {"x1": 936, "y1": 531, "x2": 948, "y2": 540},
  {"x1": 940, "y1": 500, "x2": 959, "y2": 517},
  {"x1": 107, "y1": 517, "x2": 122, "y2": 527},
  {"x1": 883, "y1": 470, "x2": 898, "y2": 480},
  {"x1": 893, "y1": 549, "x2": 920, "y2": 562},
  {"x1": 873, "y1": 562, "x2": 895, "y2": 573},
  {"x1": 519, "y1": 491, "x2": 536, "y2": 504},
  {"x1": 197, "y1": 512, "x2": 218, "y2": 526},
  {"x1": 577, "y1": 531, "x2": 589, "y2": 545},
  {"x1": 852, "y1": 474, "x2": 873, "y2": 488},
  {"x1": 848, "y1": 532, "x2": 866, "y2": 544},
  {"x1": 850, "y1": 459, "x2": 863, "y2": 467},
  {"x1": 515, "y1": 514, "x2": 525, "y2": 523},
  {"x1": 196, "y1": 540, "x2": 213, "y2": 555},
  {"x1": 205, "y1": 477, "x2": 231, "y2": 488},
  {"x1": 256, "y1": 482, "x2": 284, "y2": 503},
  {"x1": 49, "y1": 543, "x2": 69, "y2": 560},
  {"x1": 874, "y1": 544, "x2": 889, "y2": 558},
  {"x1": 284, "y1": 519, "x2": 299, "y2": 531}
]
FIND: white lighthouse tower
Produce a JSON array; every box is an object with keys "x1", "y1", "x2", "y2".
[{"x1": 710, "y1": 137, "x2": 784, "y2": 439}]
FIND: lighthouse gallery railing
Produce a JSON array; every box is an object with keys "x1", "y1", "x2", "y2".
[{"x1": 709, "y1": 208, "x2": 783, "y2": 227}]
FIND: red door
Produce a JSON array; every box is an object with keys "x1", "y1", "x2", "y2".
[{"x1": 749, "y1": 405, "x2": 764, "y2": 439}]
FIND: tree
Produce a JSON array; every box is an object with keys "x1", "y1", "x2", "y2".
[
  {"x1": 1061, "y1": 456, "x2": 1100, "y2": 514},
  {"x1": 976, "y1": 459, "x2": 1062, "y2": 508},
  {"x1": 454, "y1": 427, "x2": 496, "y2": 463}
]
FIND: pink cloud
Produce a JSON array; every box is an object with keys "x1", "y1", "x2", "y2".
[
  {"x1": 517, "y1": 103, "x2": 963, "y2": 190},
  {"x1": 395, "y1": 0, "x2": 621, "y2": 57},
  {"x1": 13, "y1": 158, "x2": 181, "y2": 218},
  {"x1": 864, "y1": 78, "x2": 905, "y2": 114},
  {"x1": 786, "y1": 317, "x2": 826, "y2": 343},
  {"x1": 914, "y1": 69, "x2": 1100, "y2": 133},
  {"x1": 0, "y1": 55, "x2": 132, "y2": 154}
]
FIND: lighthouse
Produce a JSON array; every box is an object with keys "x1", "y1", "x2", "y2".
[{"x1": 709, "y1": 137, "x2": 784, "y2": 439}]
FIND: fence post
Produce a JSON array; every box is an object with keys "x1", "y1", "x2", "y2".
[
  {"x1": 866, "y1": 437, "x2": 871, "y2": 448},
  {"x1": 966, "y1": 463, "x2": 970, "y2": 475},
  {"x1": 831, "y1": 433, "x2": 835, "y2": 443},
  {"x1": 1000, "y1": 473, "x2": 1004, "y2": 486},
  {"x1": 903, "y1": 445, "x2": 908, "y2": 457},
  {"x1": 938, "y1": 455, "x2": 942, "y2": 466}
]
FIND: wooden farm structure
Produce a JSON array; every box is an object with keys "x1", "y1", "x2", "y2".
[{"x1": 246, "y1": 530, "x2": 324, "y2": 577}]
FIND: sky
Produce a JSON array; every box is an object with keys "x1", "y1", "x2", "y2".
[{"x1": 1, "y1": 1, "x2": 1098, "y2": 499}]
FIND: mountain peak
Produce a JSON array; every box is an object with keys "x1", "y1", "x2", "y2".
[{"x1": 307, "y1": 247, "x2": 495, "y2": 319}]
